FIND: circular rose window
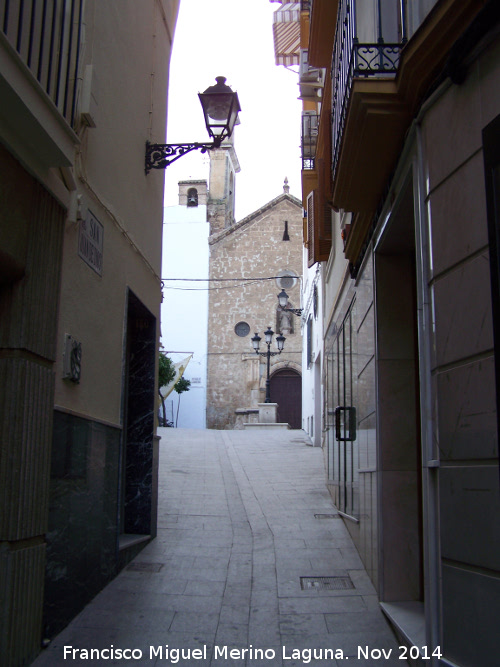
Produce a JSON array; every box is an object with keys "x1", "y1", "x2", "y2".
[{"x1": 234, "y1": 321, "x2": 250, "y2": 337}]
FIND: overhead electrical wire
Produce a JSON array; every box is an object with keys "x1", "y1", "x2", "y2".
[
  {"x1": 161, "y1": 276, "x2": 286, "y2": 282},
  {"x1": 164, "y1": 282, "x2": 264, "y2": 291},
  {"x1": 161, "y1": 275, "x2": 292, "y2": 291}
]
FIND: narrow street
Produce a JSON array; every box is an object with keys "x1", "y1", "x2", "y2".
[{"x1": 33, "y1": 429, "x2": 406, "y2": 666}]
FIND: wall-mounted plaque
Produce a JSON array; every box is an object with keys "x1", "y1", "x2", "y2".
[{"x1": 79, "y1": 209, "x2": 103, "y2": 275}]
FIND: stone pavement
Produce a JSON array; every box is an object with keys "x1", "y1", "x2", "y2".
[{"x1": 32, "y1": 428, "x2": 407, "y2": 667}]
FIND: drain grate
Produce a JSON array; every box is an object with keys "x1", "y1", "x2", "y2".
[
  {"x1": 300, "y1": 575, "x2": 354, "y2": 591},
  {"x1": 314, "y1": 513, "x2": 340, "y2": 519},
  {"x1": 126, "y1": 561, "x2": 164, "y2": 573}
]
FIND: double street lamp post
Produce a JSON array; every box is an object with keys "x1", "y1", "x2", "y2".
[{"x1": 251, "y1": 327, "x2": 286, "y2": 403}]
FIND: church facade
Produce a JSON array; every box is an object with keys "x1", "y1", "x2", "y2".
[{"x1": 206, "y1": 142, "x2": 303, "y2": 429}]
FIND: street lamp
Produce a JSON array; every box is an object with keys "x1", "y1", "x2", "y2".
[
  {"x1": 251, "y1": 326, "x2": 286, "y2": 403},
  {"x1": 277, "y1": 289, "x2": 303, "y2": 316},
  {"x1": 145, "y1": 76, "x2": 241, "y2": 173}
]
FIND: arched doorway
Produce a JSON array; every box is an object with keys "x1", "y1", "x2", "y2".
[{"x1": 270, "y1": 368, "x2": 302, "y2": 429}]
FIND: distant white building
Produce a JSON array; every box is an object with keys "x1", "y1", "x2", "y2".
[
  {"x1": 301, "y1": 258, "x2": 323, "y2": 447},
  {"x1": 161, "y1": 180, "x2": 209, "y2": 428}
]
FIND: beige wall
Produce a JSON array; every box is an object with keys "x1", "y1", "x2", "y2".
[
  {"x1": 421, "y1": 37, "x2": 500, "y2": 662},
  {"x1": 207, "y1": 195, "x2": 303, "y2": 429},
  {"x1": 53, "y1": 0, "x2": 179, "y2": 425},
  {"x1": 0, "y1": 2, "x2": 179, "y2": 661},
  {"x1": 323, "y1": 210, "x2": 351, "y2": 337},
  {"x1": 324, "y1": 31, "x2": 500, "y2": 665}
]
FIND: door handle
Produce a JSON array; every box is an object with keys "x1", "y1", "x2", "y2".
[{"x1": 334, "y1": 406, "x2": 356, "y2": 441}]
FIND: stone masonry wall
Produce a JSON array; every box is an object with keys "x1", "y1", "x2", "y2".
[{"x1": 207, "y1": 194, "x2": 303, "y2": 429}]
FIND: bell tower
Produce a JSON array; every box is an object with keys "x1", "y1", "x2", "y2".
[
  {"x1": 178, "y1": 180, "x2": 208, "y2": 207},
  {"x1": 207, "y1": 135, "x2": 240, "y2": 235}
]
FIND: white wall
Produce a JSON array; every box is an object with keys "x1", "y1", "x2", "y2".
[{"x1": 301, "y1": 250, "x2": 324, "y2": 446}]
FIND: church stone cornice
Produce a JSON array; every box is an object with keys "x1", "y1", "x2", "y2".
[{"x1": 209, "y1": 193, "x2": 302, "y2": 245}]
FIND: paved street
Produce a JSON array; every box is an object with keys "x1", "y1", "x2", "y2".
[{"x1": 33, "y1": 428, "x2": 406, "y2": 666}]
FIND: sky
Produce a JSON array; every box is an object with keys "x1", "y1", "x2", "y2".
[{"x1": 163, "y1": 0, "x2": 303, "y2": 221}]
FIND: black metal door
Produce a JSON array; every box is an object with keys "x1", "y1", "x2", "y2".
[{"x1": 270, "y1": 369, "x2": 302, "y2": 429}]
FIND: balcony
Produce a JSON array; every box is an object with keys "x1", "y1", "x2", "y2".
[
  {"x1": 328, "y1": 0, "x2": 412, "y2": 265},
  {"x1": 1, "y1": 0, "x2": 83, "y2": 129},
  {"x1": 301, "y1": 111, "x2": 319, "y2": 170},
  {"x1": 331, "y1": 0, "x2": 406, "y2": 186},
  {"x1": 299, "y1": 48, "x2": 324, "y2": 100},
  {"x1": 329, "y1": 0, "x2": 485, "y2": 265}
]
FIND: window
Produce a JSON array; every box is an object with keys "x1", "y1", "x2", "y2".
[
  {"x1": 234, "y1": 321, "x2": 250, "y2": 337},
  {"x1": 307, "y1": 316, "x2": 313, "y2": 368}
]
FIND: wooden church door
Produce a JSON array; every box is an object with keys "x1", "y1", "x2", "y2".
[{"x1": 270, "y1": 369, "x2": 302, "y2": 429}]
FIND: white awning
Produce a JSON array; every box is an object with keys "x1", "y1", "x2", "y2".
[{"x1": 273, "y1": 3, "x2": 301, "y2": 67}]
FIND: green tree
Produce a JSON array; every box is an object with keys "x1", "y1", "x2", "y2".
[
  {"x1": 158, "y1": 352, "x2": 176, "y2": 426},
  {"x1": 174, "y1": 376, "x2": 191, "y2": 427}
]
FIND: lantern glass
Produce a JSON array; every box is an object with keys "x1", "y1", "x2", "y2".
[
  {"x1": 199, "y1": 77, "x2": 241, "y2": 145},
  {"x1": 276, "y1": 332, "x2": 286, "y2": 351},
  {"x1": 278, "y1": 289, "x2": 289, "y2": 308},
  {"x1": 251, "y1": 333, "x2": 261, "y2": 351},
  {"x1": 264, "y1": 326, "x2": 274, "y2": 345}
]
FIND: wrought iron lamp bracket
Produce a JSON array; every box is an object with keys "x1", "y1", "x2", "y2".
[
  {"x1": 279, "y1": 305, "x2": 303, "y2": 317},
  {"x1": 145, "y1": 140, "x2": 217, "y2": 174},
  {"x1": 254, "y1": 350, "x2": 282, "y2": 358}
]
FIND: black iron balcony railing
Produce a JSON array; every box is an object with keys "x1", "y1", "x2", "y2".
[
  {"x1": 301, "y1": 1, "x2": 311, "y2": 12},
  {"x1": 301, "y1": 111, "x2": 319, "y2": 170},
  {"x1": 1, "y1": 0, "x2": 84, "y2": 129},
  {"x1": 331, "y1": 0, "x2": 407, "y2": 181}
]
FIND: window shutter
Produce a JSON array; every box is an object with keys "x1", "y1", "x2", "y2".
[
  {"x1": 317, "y1": 157, "x2": 332, "y2": 262},
  {"x1": 307, "y1": 166, "x2": 332, "y2": 267},
  {"x1": 307, "y1": 190, "x2": 315, "y2": 267}
]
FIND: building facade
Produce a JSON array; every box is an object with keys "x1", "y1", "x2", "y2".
[
  {"x1": 272, "y1": 0, "x2": 326, "y2": 445},
  {"x1": 274, "y1": 0, "x2": 500, "y2": 664},
  {"x1": 206, "y1": 140, "x2": 303, "y2": 429},
  {"x1": 161, "y1": 180, "x2": 209, "y2": 428},
  {"x1": 0, "y1": 1, "x2": 179, "y2": 663}
]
